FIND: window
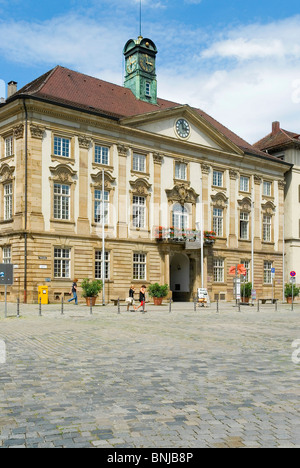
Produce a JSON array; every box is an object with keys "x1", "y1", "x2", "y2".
[
  {"x1": 4, "y1": 183, "x2": 12, "y2": 220},
  {"x1": 241, "y1": 259, "x2": 250, "y2": 282},
  {"x1": 263, "y1": 215, "x2": 271, "y2": 242},
  {"x1": 94, "y1": 190, "x2": 109, "y2": 224},
  {"x1": 264, "y1": 261, "x2": 272, "y2": 284},
  {"x1": 95, "y1": 250, "x2": 110, "y2": 280},
  {"x1": 133, "y1": 153, "x2": 146, "y2": 173},
  {"x1": 240, "y1": 176, "x2": 249, "y2": 192},
  {"x1": 54, "y1": 184, "x2": 70, "y2": 220},
  {"x1": 5, "y1": 136, "x2": 13, "y2": 158},
  {"x1": 145, "y1": 82, "x2": 151, "y2": 97},
  {"x1": 172, "y1": 203, "x2": 188, "y2": 230},
  {"x1": 213, "y1": 258, "x2": 224, "y2": 282},
  {"x1": 3, "y1": 246, "x2": 11, "y2": 264},
  {"x1": 175, "y1": 162, "x2": 187, "y2": 180},
  {"x1": 54, "y1": 248, "x2": 70, "y2": 278},
  {"x1": 213, "y1": 170, "x2": 223, "y2": 187},
  {"x1": 263, "y1": 181, "x2": 271, "y2": 196},
  {"x1": 133, "y1": 253, "x2": 146, "y2": 280},
  {"x1": 54, "y1": 136, "x2": 70, "y2": 158},
  {"x1": 213, "y1": 207, "x2": 223, "y2": 236},
  {"x1": 240, "y1": 212, "x2": 249, "y2": 239},
  {"x1": 133, "y1": 196, "x2": 146, "y2": 228},
  {"x1": 95, "y1": 145, "x2": 109, "y2": 165}
]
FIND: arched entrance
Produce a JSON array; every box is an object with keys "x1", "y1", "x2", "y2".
[{"x1": 170, "y1": 253, "x2": 190, "y2": 301}]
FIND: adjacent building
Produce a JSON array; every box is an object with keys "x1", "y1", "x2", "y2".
[
  {"x1": 254, "y1": 121, "x2": 299, "y2": 286},
  {"x1": 0, "y1": 37, "x2": 291, "y2": 303}
]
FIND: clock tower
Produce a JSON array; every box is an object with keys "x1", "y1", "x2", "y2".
[{"x1": 123, "y1": 36, "x2": 158, "y2": 105}]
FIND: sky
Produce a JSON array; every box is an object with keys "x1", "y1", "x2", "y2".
[{"x1": 0, "y1": 0, "x2": 300, "y2": 144}]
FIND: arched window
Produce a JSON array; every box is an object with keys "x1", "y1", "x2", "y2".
[{"x1": 172, "y1": 204, "x2": 188, "y2": 229}]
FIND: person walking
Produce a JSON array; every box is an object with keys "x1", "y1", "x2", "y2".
[
  {"x1": 68, "y1": 279, "x2": 78, "y2": 305},
  {"x1": 134, "y1": 285, "x2": 146, "y2": 312},
  {"x1": 127, "y1": 285, "x2": 135, "y2": 311}
]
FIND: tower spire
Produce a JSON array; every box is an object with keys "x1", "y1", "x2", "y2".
[{"x1": 139, "y1": 0, "x2": 142, "y2": 38}]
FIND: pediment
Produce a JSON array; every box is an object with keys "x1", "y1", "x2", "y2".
[{"x1": 120, "y1": 105, "x2": 244, "y2": 155}]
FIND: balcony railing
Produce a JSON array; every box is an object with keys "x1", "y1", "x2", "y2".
[{"x1": 154, "y1": 227, "x2": 216, "y2": 245}]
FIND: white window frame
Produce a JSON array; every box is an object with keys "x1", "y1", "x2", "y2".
[
  {"x1": 264, "y1": 260, "x2": 272, "y2": 284},
  {"x1": 95, "y1": 145, "x2": 109, "y2": 165},
  {"x1": 172, "y1": 203, "x2": 188, "y2": 230},
  {"x1": 213, "y1": 258, "x2": 224, "y2": 283},
  {"x1": 4, "y1": 182, "x2": 12, "y2": 220},
  {"x1": 240, "y1": 212, "x2": 249, "y2": 240},
  {"x1": 133, "y1": 253, "x2": 146, "y2": 280},
  {"x1": 94, "y1": 189, "x2": 109, "y2": 224},
  {"x1": 53, "y1": 136, "x2": 70, "y2": 158},
  {"x1": 95, "y1": 250, "x2": 110, "y2": 280},
  {"x1": 240, "y1": 176, "x2": 249, "y2": 192},
  {"x1": 213, "y1": 207, "x2": 223, "y2": 236},
  {"x1": 263, "y1": 181, "x2": 271, "y2": 196},
  {"x1": 175, "y1": 162, "x2": 187, "y2": 180},
  {"x1": 133, "y1": 153, "x2": 146, "y2": 173},
  {"x1": 54, "y1": 183, "x2": 70, "y2": 220},
  {"x1": 133, "y1": 195, "x2": 146, "y2": 228},
  {"x1": 263, "y1": 214, "x2": 271, "y2": 242},
  {"x1": 54, "y1": 248, "x2": 71, "y2": 278},
  {"x1": 5, "y1": 136, "x2": 13, "y2": 158},
  {"x1": 3, "y1": 246, "x2": 11, "y2": 264},
  {"x1": 213, "y1": 170, "x2": 223, "y2": 187}
]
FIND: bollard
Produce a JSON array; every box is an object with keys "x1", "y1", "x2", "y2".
[
  {"x1": 142, "y1": 300, "x2": 145, "y2": 313},
  {"x1": 39, "y1": 296, "x2": 42, "y2": 316},
  {"x1": 117, "y1": 298, "x2": 120, "y2": 314},
  {"x1": 216, "y1": 298, "x2": 219, "y2": 313},
  {"x1": 17, "y1": 297, "x2": 20, "y2": 318},
  {"x1": 194, "y1": 295, "x2": 197, "y2": 312},
  {"x1": 275, "y1": 300, "x2": 278, "y2": 312},
  {"x1": 169, "y1": 297, "x2": 172, "y2": 313},
  {"x1": 257, "y1": 299, "x2": 260, "y2": 312},
  {"x1": 61, "y1": 296, "x2": 64, "y2": 315},
  {"x1": 238, "y1": 300, "x2": 241, "y2": 312},
  {"x1": 90, "y1": 297, "x2": 93, "y2": 315}
]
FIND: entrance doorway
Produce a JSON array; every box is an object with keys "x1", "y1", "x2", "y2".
[{"x1": 170, "y1": 253, "x2": 190, "y2": 301}]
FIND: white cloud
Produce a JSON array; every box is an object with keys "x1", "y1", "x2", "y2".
[
  {"x1": 0, "y1": 12, "x2": 300, "y2": 142},
  {"x1": 0, "y1": 79, "x2": 5, "y2": 99}
]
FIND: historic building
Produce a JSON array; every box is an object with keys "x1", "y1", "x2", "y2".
[
  {"x1": 254, "y1": 121, "x2": 299, "y2": 286},
  {"x1": 0, "y1": 36, "x2": 291, "y2": 303}
]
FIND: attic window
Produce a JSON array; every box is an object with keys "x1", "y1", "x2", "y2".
[{"x1": 145, "y1": 82, "x2": 151, "y2": 97}]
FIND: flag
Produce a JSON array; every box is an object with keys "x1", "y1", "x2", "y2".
[{"x1": 229, "y1": 264, "x2": 247, "y2": 276}]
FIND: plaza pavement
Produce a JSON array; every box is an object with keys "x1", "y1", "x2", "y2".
[{"x1": 0, "y1": 300, "x2": 299, "y2": 448}]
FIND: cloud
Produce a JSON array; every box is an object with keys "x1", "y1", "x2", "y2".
[
  {"x1": 0, "y1": 11, "x2": 300, "y2": 143},
  {"x1": 0, "y1": 79, "x2": 5, "y2": 99}
]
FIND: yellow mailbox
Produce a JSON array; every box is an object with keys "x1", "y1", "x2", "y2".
[{"x1": 38, "y1": 285, "x2": 48, "y2": 304}]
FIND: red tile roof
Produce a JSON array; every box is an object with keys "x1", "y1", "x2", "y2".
[
  {"x1": 254, "y1": 126, "x2": 300, "y2": 152},
  {"x1": 12, "y1": 65, "x2": 282, "y2": 160}
]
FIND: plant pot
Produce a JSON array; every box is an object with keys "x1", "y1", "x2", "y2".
[
  {"x1": 241, "y1": 297, "x2": 250, "y2": 303},
  {"x1": 153, "y1": 297, "x2": 163, "y2": 305},
  {"x1": 85, "y1": 296, "x2": 97, "y2": 306},
  {"x1": 287, "y1": 297, "x2": 292, "y2": 304}
]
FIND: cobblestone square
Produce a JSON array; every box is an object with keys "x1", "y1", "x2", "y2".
[{"x1": 0, "y1": 302, "x2": 299, "y2": 448}]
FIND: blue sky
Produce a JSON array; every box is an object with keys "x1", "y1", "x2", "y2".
[{"x1": 1, "y1": 0, "x2": 300, "y2": 143}]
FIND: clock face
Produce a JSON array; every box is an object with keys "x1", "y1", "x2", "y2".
[
  {"x1": 126, "y1": 55, "x2": 137, "y2": 74},
  {"x1": 175, "y1": 119, "x2": 190, "y2": 139},
  {"x1": 139, "y1": 54, "x2": 155, "y2": 73}
]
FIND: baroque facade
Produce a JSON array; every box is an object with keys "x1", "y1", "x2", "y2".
[{"x1": 0, "y1": 37, "x2": 291, "y2": 303}]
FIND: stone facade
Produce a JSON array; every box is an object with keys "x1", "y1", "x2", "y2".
[{"x1": 0, "y1": 67, "x2": 290, "y2": 303}]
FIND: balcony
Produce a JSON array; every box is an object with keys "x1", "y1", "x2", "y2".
[{"x1": 154, "y1": 227, "x2": 216, "y2": 247}]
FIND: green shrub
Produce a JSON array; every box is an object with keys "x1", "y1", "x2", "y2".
[
  {"x1": 284, "y1": 283, "x2": 300, "y2": 298},
  {"x1": 81, "y1": 278, "x2": 103, "y2": 298},
  {"x1": 148, "y1": 283, "x2": 169, "y2": 298}
]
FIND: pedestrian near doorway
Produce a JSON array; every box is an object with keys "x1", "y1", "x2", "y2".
[
  {"x1": 134, "y1": 285, "x2": 146, "y2": 311},
  {"x1": 68, "y1": 279, "x2": 78, "y2": 305},
  {"x1": 127, "y1": 285, "x2": 135, "y2": 311}
]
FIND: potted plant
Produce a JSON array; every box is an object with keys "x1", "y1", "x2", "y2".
[
  {"x1": 240, "y1": 282, "x2": 252, "y2": 303},
  {"x1": 81, "y1": 278, "x2": 103, "y2": 306},
  {"x1": 148, "y1": 283, "x2": 169, "y2": 305},
  {"x1": 285, "y1": 283, "x2": 300, "y2": 303}
]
